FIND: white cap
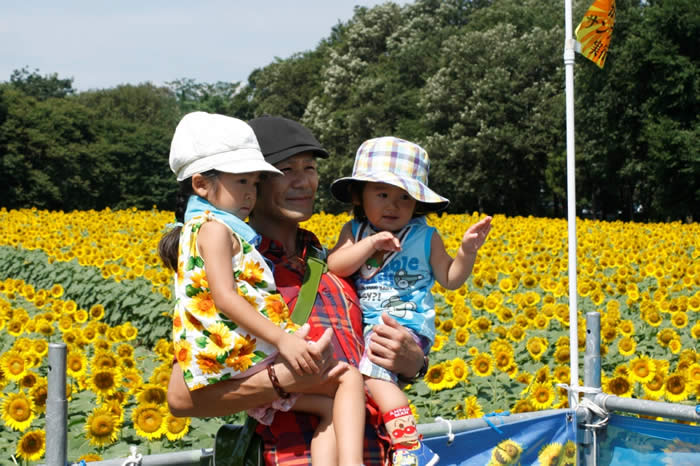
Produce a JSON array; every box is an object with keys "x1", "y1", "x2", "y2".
[{"x1": 169, "y1": 112, "x2": 282, "y2": 181}]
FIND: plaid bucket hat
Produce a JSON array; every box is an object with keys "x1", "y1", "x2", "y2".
[{"x1": 330, "y1": 136, "x2": 449, "y2": 212}]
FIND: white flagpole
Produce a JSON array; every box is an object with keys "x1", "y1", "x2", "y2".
[{"x1": 564, "y1": 0, "x2": 580, "y2": 406}]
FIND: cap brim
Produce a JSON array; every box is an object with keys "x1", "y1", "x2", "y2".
[
  {"x1": 176, "y1": 149, "x2": 282, "y2": 181},
  {"x1": 330, "y1": 173, "x2": 449, "y2": 212},
  {"x1": 265, "y1": 145, "x2": 329, "y2": 165}
]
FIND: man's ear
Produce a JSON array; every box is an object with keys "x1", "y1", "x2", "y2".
[{"x1": 191, "y1": 173, "x2": 211, "y2": 198}]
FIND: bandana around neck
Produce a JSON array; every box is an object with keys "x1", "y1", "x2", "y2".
[{"x1": 184, "y1": 195, "x2": 261, "y2": 246}]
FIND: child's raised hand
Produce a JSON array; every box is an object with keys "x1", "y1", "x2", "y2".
[
  {"x1": 278, "y1": 333, "x2": 321, "y2": 376},
  {"x1": 460, "y1": 216, "x2": 493, "y2": 254},
  {"x1": 370, "y1": 231, "x2": 402, "y2": 252}
]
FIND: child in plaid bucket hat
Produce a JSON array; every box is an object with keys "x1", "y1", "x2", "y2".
[{"x1": 328, "y1": 136, "x2": 492, "y2": 466}]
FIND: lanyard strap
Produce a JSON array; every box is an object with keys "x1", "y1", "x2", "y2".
[{"x1": 292, "y1": 256, "x2": 327, "y2": 325}]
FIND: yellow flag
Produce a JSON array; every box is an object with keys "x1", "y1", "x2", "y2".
[{"x1": 575, "y1": 0, "x2": 616, "y2": 68}]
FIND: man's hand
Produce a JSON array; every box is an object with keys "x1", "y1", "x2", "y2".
[{"x1": 366, "y1": 313, "x2": 425, "y2": 380}]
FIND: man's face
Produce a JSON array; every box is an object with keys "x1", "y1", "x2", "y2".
[{"x1": 253, "y1": 152, "x2": 319, "y2": 225}]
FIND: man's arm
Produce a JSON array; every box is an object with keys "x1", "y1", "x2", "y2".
[
  {"x1": 365, "y1": 313, "x2": 427, "y2": 383},
  {"x1": 167, "y1": 327, "x2": 344, "y2": 417}
]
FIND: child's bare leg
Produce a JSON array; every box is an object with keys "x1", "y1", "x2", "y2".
[
  {"x1": 293, "y1": 395, "x2": 336, "y2": 465},
  {"x1": 364, "y1": 377, "x2": 417, "y2": 448},
  {"x1": 333, "y1": 366, "x2": 365, "y2": 465},
  {"x1": 297, "y1": 365, "x2": 366, "y2": 466}
]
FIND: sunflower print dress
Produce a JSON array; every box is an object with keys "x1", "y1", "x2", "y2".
[{"x1": 172, "y1": 213, "x2": 298, "y2": 391}]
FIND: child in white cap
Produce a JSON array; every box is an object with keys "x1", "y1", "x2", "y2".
[
  {"x1": 160, "y1": 112, "x2": 365, "y2": 465},
  {"x1": 328, "y1": 137, "x2": 492, "y2": 466}
]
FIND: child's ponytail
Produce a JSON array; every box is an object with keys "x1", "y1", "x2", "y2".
[
  {"x1": 158, "y1": 180, "x2": 195, "y2": 271},
  {"x1": 158, "y1": 170, "x2": 218, "y2": 271}
]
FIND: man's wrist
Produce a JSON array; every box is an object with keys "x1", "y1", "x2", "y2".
[{"x1": 397, "y1": 355, "x2": 429, "y2": 384}]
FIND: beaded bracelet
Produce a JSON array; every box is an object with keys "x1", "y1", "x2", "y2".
[{"x1": 266, "y1": 363, "x2": 291, "y2": 399}]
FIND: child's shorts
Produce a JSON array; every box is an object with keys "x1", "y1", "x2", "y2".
[
  {"x1": 358, "y1": 325, "x2": 431, "y2": 383},
  {"x1": 247, "y1": 390, "x2": 301, "y2": 425}
]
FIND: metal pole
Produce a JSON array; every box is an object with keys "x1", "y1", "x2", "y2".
[
  {"x1": 563, "y1": 0, "x2": 580, "y2": 405},
  {"x1": 581, "y1": 312, "x2": 601, "y2": 465},
  {"x1": 594, "y1": 395, "x2": 700, "y2": 423},
  {"x1": 46, "y1": 343, "x2": 67, "y2": 466}
]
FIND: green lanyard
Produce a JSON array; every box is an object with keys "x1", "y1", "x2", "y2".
[{"x1": 292, "y1": 256, "x2": 327, "y2": 325}]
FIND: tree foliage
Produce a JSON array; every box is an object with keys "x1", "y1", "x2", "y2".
[{"x1": 0, "y1": 0, "x2": 697, "y2": 220}]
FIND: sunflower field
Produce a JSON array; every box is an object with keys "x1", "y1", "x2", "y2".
[{"x1": 0, "y1": 207, "x2": 698, "y2": 464}]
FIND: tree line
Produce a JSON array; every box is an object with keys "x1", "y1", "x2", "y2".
[{"x1": 0, "y1": 0, "x2": 697, "y2": 221}]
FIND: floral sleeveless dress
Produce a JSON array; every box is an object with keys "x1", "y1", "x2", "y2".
[{"x1": 172, "y1": 212, "x2": 298, "y2": 391}]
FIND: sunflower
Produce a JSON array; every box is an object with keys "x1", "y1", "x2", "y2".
[
  {"x1": 165, "y1": 413, "x2": 191, "y2": 441},
  {"x1": 618, "y1": 319, "x2": 635, "y2": 337},
  {"x1": 89, "y1": 304, "x2": 105, "y2": 320},
  {"x1": 424, "y1": 363, "x2": 447, "y2": 391},
  {"x1": 526, "y1": 337, "x2": 548, "y2": 361},
  {"x1": 77, "y1": 453, "x2": 103, "y2": 463},
  {"x1": 431, "y1": 334, "x2": 448, "y2": 352},
  {"x1": 137, "y1": 383, "x2": 167, "y2": 405},
  {"x1": 471, "y1": 316, "x2": 492, "y2": 335},
  {"x1": 604, "y1": 375, "x2": 634, "y2": 397},
  {"x1": 494, "y1": 350, "x2": 514, "y2": 373},
  {"x1": 669, "y1": 339, "x2": 682, "y2": 354},
  {"x1": 132, "y1": 403, "x2": 167, "y2": 440},
  {"x1": 197, "y1": 351, "x2": 226, "y2": 375},
  {"x1": 530, "y1": 382, "x2": 555, "y2": 410},
  {"x1": 145, "y1": 364, "x2": 170, "y2": 388},
  {"x1": 29, "y1": 379, "x2": 48, "y2": 414},
  {"x1": 16, "y1": 429, "x2": 45, "y2": 461},
  {"x1": 656, "y1": 328, "x2": 679, "y2": 347},
  {"x1": 1, "y1": 391, "x2": 35, "y2": 431},
  {"x1": 91, "y1": 351, "x2": 119, "y2": 371},
  {"x1": 85, "y1": 405, "x2": 120, "y2": 446},
  {"x1": 507, "y1": 324, "x2": 526, "y2": 342},
  {"x1": 538, "y1": 442, "x2": 563, "y2": 466},
  {"x1": 687, "y1": 363, "x2": 700, "y2": 388},
  {"x1": 115, "y1": 343, "x2": 134, "y2": 360},
  {"x1": 19, "y1": 371, "x2": 38, "y2": 389},
  {"x1": 6, "y1": 318, "x2": 25, "y2": 336},
  {"x1": 617, "y1": 336, "x2": 637, "y2": 357},
  {"x1": 50, "y1": 284, "x2": 64, "y2": 298},
  {"x1": 1, "y1": 350, "x2": 28, "y2": 381},
  {"x1": 122, "y1": 368, "x2": 143, "y2": 393},
  {"x1": 454, "y1": 328, "x2": 470, "y2": 347},
  {"x1": 496, "y1": 306, "x2": 515, "y2": 323},
  {"x1": 74, "y1": 308, "x2": 89, "y2": 324},
  {"x1": 66, "y1": 352, "x2": 88, "y2": 379},
  {"x1": 629, "y1": 355, "x2": 655, "y2": 384},
  {"x1": 88, "y1": 368, "x2": 121, "y2": 399},
  {"x1": 450, "y1": 358, "x2": 469, "y2": 382},
  {"x1": 532, "y1": 314, "x2": 550, "y2": 330},
  {"x1": 511, "y1": 398, "x2": 535, "y2": 413},
  {"x1": 471, "y1": 353, "x2": 494, "y2": 377},
  {"x1": 664, "y1": 373, "x2": 688, "y2": 402},
  {"x1": 463, "y1": 395, "x2": 484, "y2": 419},
  {"x1": 670, "y1": 311, "x2": 688, "y2": 329},
  {"x1": 553, "y1": 365, "x2": 570, "y2": 385}
]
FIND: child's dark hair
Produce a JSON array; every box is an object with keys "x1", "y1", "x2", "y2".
[
  {"x1": 350, "y1": 181, "x2": 429, "y2": 221},
  {"x1": 158, "y1": 170, "x2": 218, "y2": 271}
]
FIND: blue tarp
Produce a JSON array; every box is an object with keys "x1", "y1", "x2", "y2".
[
  {"x1": 422, "y1": 411, "x2": 577, "y2": 465},
  {"x1": 599, "y1": 414, "x2": 700, "y2": 466}
]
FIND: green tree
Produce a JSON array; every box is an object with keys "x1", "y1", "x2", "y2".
[{"x1": 9, "y1": 66, "x2": 75, "y2": 100}]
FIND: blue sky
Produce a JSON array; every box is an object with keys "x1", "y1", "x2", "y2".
[{"x1": 1, "y1": 1, "x2": 408, "y2": 91}]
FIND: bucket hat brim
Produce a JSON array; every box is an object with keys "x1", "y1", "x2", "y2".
[{"x1": 330, "y1": 171, "x2": 449, "y2": 212}]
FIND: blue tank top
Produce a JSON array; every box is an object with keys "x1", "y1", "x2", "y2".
[{"x1": 351, "y1": 217, "x2": 436, "y2": 344}]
